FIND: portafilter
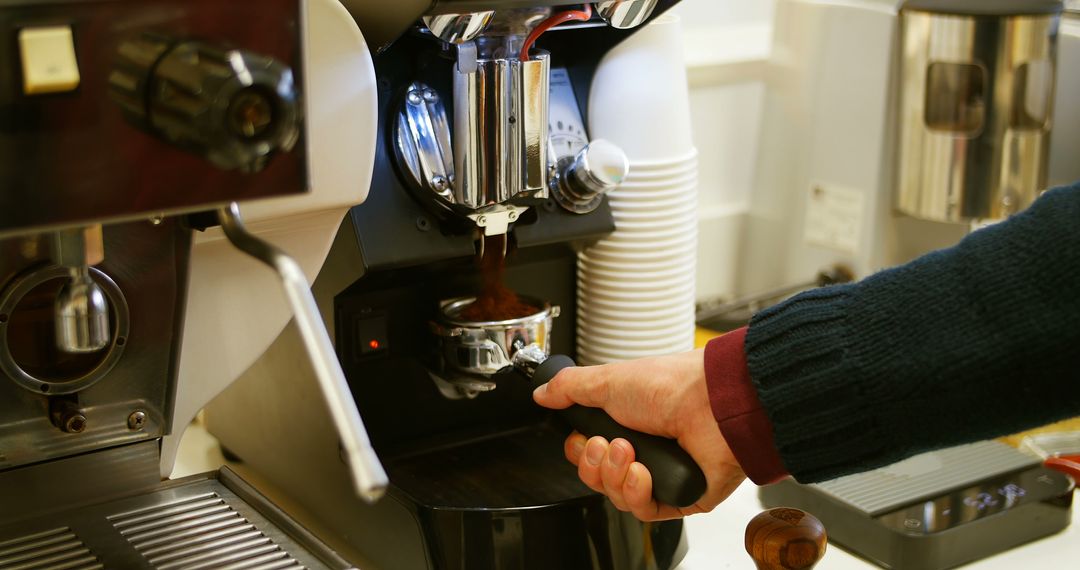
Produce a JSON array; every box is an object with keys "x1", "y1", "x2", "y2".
[{"x1": 433, "y1": 296, "x2": 707, "y2": 508}]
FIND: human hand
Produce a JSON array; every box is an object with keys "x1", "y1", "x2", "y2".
[{"x1": 532, "y1": 349, "x2": 746, "y2": 521}]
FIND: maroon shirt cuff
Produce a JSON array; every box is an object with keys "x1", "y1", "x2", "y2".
[{"x1": 704, "y1": 327, "x2": 790, "y2": 485}]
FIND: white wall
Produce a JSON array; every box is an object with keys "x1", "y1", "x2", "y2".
[{"x1": 670, "y1": 0, "x2": 776, "y2": 303}]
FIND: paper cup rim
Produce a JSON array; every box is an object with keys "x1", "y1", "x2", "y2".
[
  {"x1": 618, "y1": 171, "x2": 699, "y2": 188},
  {"x1": 579, "y1": 335, "x2": 695, "y2": 351},
  {"x1": 626, "y1": 149, "x2": 699, "y2": 169},
  {"x1": 589, "y1": 236, "x2": 697, "y2": 251}
]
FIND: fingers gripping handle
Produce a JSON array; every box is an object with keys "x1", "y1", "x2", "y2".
[{"x1": 533, "y1": 355, "x2": 708, "y2": 507}]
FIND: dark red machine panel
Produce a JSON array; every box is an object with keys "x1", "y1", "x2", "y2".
[{"x1": 0, "y1": 0, "x2": 307, "y2": 236}]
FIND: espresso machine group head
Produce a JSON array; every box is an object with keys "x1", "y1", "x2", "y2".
[
  {"x1": 204, "y1": 2, "x2": 723, "y2": 569},
  {"x1": 0, "y1": 1, "x2": 382, "y2": 567}
]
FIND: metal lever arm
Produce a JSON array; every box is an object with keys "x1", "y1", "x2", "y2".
[{"x1": 218, "y1": 203, "x2": 388, "y2": 503}]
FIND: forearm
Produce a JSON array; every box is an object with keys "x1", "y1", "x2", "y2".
[{"x1": 742, "y1": 184, "x2": 1080, "y2": 483}]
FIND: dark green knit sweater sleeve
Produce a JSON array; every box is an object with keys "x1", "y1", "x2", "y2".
[{"x1": 745, "y1": 183, "x2": 1080, "y2": 483}]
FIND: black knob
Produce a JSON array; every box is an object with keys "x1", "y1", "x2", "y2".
[{"x1": 111, "y1": 35, "x2": 300, "y2": 173}]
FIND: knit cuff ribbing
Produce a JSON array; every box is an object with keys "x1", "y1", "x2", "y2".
[{"x1": 745, "y1": 286, "x2": 889, "y2": 483}]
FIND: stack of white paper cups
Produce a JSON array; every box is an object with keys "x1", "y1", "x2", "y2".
[{"x1": 578, "y1": 14, "x2": 697, "y2": 365}]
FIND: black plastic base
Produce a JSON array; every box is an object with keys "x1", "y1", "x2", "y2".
[{"x1": 348, "y1": 422, "x2": 687, "y2": 570}]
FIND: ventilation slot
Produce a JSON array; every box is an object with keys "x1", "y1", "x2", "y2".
[
  {"x1": 109, "y1": 492, "x2": 305, "y2": 570},
  {"x1": 0, "y1": 527, "x2": 103, "y2": 570}
]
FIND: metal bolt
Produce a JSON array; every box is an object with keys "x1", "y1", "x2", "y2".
[
  {"x1": 62, "y1": 411, "x2": 87, "y2": 433},
  {"x1": 127, "y1": 410, "x2": 147, "y2": 431},
  {"x1": 407, "y1": 91, "x2": 423, "y2": 105}
]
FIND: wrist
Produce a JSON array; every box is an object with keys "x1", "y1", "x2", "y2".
[{"x1": 704, "y1": 328, "x2": 789, "y2": 485}]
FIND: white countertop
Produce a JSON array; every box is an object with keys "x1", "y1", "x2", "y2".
[{"x1": 176, "y1": 422, "x2": 1080, "y2": 569}]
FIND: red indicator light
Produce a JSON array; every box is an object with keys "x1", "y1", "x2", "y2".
[{"x1": 368, "y1": 339, "x2": 380, "y2": 350}]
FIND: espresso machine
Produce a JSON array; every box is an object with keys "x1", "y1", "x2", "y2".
[
  {"x1": 203, "y1": 1, "x2": 728, "y2": 569},
  {"x1": 0, "y1": 0, "x2": 386, "y2": 567}
]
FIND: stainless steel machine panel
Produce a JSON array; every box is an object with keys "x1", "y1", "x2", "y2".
[{"x1": 0, "y1": 221, "x2": 189, "y2": 471}]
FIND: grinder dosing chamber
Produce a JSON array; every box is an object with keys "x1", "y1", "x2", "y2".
[
  {"x1": 896, "y1": 0, "x2": 1063, "y2": 224},
  {"x1": 395, "y1": 11, "x2": 630, "y2": 236}
]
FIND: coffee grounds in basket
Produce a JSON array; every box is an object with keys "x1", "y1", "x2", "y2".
[{"x1": 458, "y1": 235, "x2": 539, "y2": 322}]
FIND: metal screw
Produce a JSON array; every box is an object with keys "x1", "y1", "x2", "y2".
[
  {"x1": 903, "y1": 518, "x2": 922, "y2": 530},
  {"x1": 62, "y1": 411, "x2": 87, "y2": 433},
  {"x1": 150, "y1": 214, "x2": 165, "y2": 226},
  {"x1": 432, "y1": 175, "x2": 449, "y2": 191},
  {"x1": 508, "y1": 211, "x2": 518, "y2": 221},
  {"x1": 422, "y1": 89, "x2": 439, "y2": 103},
  {"x1": 476, "y1": 216, "x2": 487, "y2": 226},
  {"x1": 127, "y1": 410, "x2": 147, "y2": 431},
  {"x1": 19, "y1": 238, "x2": 39, "y2": 259},
  {"x1": 407, "y1": 91, "x2": 423, "y2": 105}
]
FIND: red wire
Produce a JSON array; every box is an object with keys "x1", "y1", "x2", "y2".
[{"x1": 519, "y1": 4, "x2": 593, "y2": 61}]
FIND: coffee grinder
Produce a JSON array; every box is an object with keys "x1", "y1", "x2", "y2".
[
  {"x1": 204, "y1": 2, "x2": 731, "y2": 569},
  {"x1": 0, "y1": 0, "x2": 385, "y2": 567}
]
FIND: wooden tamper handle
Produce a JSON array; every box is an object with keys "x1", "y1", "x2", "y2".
[{"x1": 745, "y1": 508, "x2": 827, "y2": 570}]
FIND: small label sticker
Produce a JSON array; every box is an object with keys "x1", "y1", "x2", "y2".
[{"x1": 803, "y1": 183, "x2": 865, "y2": 255}]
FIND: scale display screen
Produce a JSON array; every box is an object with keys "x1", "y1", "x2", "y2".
[{"x1": 875, "y1": 468, "x2": 1073, "y2": 534}]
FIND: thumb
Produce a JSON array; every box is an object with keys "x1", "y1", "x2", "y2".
[{"x1": 533, "y1": 366, "x2": 609, "y2": 410}]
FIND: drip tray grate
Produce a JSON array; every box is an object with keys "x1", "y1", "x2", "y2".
[
  {"x1": 0, "y1": 468, "x2": 351, "y2": 570},
  {"x1": 0, "y1": 527, "x2": 103, "y2": 570},
  {"x1": 109, "y1": 492, "x2": 303, "y2": 570}
]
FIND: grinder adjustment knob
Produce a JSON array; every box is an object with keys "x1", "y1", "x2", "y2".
[
  {"x1": 111, "y1": 35, "x2": 300, "y2": 173},
  {"x1": 745, "y1": 508, "x2": 827, "y2": 570},
  {"x1": 551, "y1": 139, "x2": 629, "y2": 214}
]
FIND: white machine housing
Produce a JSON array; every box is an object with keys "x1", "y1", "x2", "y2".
[{"x1": 160, "y1": 0, "x2": 378, "y2": 476}]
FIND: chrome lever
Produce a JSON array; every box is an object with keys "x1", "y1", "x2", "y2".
[{"x1": 218, "y1": 203, "x2": 388, "y2": 503}]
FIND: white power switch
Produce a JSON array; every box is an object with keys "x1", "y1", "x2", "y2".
[{"x1": 19, "y1": 26, "x2": 81, "y2": 95}]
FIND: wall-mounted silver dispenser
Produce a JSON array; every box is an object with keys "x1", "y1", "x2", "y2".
[{"x1": 896, "y1": 0, "x2": 1064, "y2": 223}]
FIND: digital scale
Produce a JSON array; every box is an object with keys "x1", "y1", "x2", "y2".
[{"x1": 759, "y1": 441, "x2": 1075, "y2": 569}]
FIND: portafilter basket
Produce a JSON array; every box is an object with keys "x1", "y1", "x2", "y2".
[{"x1": 432, "y1": 296, "x2": 561, "y2": 379}]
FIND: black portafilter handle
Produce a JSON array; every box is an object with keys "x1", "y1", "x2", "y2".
[{"x1": 531, "y1": 354, "x2": 708, "y2": 508}]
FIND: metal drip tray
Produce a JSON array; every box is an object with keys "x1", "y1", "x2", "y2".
[{"x1": 0, "y1": 467, "x2": 353, "y2": 570}]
